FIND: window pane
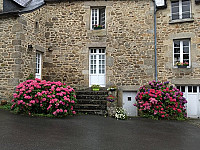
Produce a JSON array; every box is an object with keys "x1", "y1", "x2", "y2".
[
  {"x1": 183, "y1": 47, "x2": 189, "y2": 53},
  {"x1": 183, "y1": 54, "x2": 189, "y2": 59},
  {"x1": 183, "y1": 40, "x2": 189, "y2": 46},
  {"x1": 177, "y1": 86, "x2": 180, "y2": 90},
  {"x1": 182, "y1": 0, "x2": 190, "y2": 6},
  {"x1": 182, "y1": 13, "x2": 190, "y2": 19},
  {"x1": 193, "y1": 86, "x2": 197, "y2": 93},
  {"x1": 174, "y1": 48, "x2": 180, "y2": 53},
  {"x1": 181, "y1": 86, "x2": 185, "y2": 92},
  {"x1": 182, "y1": 5, "x2": 190, "y2": 12},
  {"x1": 172, "y1": 14, "x2": 179, "y2": 20},
  {"x1": 188, "y1": 86, "x2": 192, "y2": 92},
  {"x1": 172, "y1": 6, "x2": 179, "y2": 14},
  {"x1": 171, "y1": 1, "x2": 179, "y2": 7},
  {"x1": 174, "y1": 54, "x2": 180, "y2": 61},
  {"x1": 174, "y1": 41, "x2": 180, "y2": 47}
]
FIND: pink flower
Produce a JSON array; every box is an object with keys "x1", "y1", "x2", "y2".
[
  {"x1": 30, "y1": 100, "x2": 35, "y2": 104},
  {"x1": 56, "y1": 109, "x2": 60, "y2": 113},
  {"x1": 72, "y1": 111, "x2": 76, "y2": 114},
  {"x1": 149, "y1": 97, "x2": 158, "y2": 104},
  {"x1": 161, "y1": 115, "x2": 165, "y2": 118},
  {"x1": 53, "y1": 111, "x2": 57, "y2": 116},
  {"x1": 177, "y1": 109, "x2": 182, "y2": 113},
  {"x1": 60, "y1": 109, "x2": 63, "y2": 113},
  {"x1": 64, "y1": 110, "x2": 67, "y2": 113}
]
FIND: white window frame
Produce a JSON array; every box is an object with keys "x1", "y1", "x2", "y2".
[
  {"x1": 171, "y1": 0, "x2": 191, "y2": 20},
  {"x1": 173, "y1": 39, "x2": 191, "y2": 68},
  {"x1": 90, "y1": 7, "x2": 106, "y2": 30},
  {"x1": 35, "y1": 52, "x2": 42, "y2": 79}
]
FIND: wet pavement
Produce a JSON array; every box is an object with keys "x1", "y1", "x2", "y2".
[{"x1": 0, "y1": 109, "x2": 200, "y2": 150}]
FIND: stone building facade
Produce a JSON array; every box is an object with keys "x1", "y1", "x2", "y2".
[{"x1": 0, "y1": 0, "x2": 200, "y2": 117}]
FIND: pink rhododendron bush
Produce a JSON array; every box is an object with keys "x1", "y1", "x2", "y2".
[
  {"x1": 11, "y1": 79, "x2": 77, "y2": 117},
  {"x1": 134, "y1": 81, "x2": 187, "y2": 120}
]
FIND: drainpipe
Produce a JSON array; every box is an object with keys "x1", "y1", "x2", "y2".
[{"x1": 153, "y1": 0, "x2": 158, "y2": 82}]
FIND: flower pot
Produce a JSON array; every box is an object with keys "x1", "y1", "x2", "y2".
[
  {"x1": 178, "y1": 65, "x2": 187, "y2": 68},
  {"x1": 92, "y1": 88, "x2": 100, "y2": 91},
  {"x1": 94, "y1": 27, "x2": 102, "y2": 30}
]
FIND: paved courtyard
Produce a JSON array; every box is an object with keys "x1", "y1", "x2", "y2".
[{"x1": 0, "y1": 109, "x2": 200, "y2": 150}]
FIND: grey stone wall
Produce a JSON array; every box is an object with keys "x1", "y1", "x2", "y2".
[
  {"x1": 42, "y1": 0, "x2": 155, "y2": 88},
  {"x1": 1, "y1": 0, "x2": 200, "y2": 101},
  {"x1": 0, "y1": 7, "x2": 46, "y2": 100},
  {"x1": 156, "y1": 0, "x2": 200, "y2": 85}
]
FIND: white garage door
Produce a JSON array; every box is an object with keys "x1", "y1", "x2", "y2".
[
  {"x1": 177, "y1": 86, "x2": 200, "y2": 118},
  {"x1": 123, "y1": 91, "x2": 137, "y2": 116}
]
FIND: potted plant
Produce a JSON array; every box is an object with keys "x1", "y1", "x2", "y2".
[
  {"x1": 106, "y1": 95, "x2": 116, "y2": 102},
  {"x1": 107, "y1": 85, "x2": 117, "y2": 91},
  {"x1": 93, "y1": 24, "x2": 104, "y2": 30},
  {"x1": 176, "y1": 62, "x2": 189, "y2": 68},
  {"x1": 91, "y1": 84, "x2": 100, "y2": 91}
]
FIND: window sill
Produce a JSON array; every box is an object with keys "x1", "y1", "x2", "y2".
[
  {"x1": 169, "y1": 18, "x2": 194, "y2": 24},
  {"x1": 88, "y1": 29, "x2": 107, "y2": 36},
  {"x1": 174, "y1": 66, "x2": 191, "y2": 69}
]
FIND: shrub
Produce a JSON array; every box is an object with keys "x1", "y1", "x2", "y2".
[
  {"x1": 11, "y1": 79, "x2": 77, "y2": 117},
  {"x1": 134, "y1": 81, "x2": 187, "y2": 120}
]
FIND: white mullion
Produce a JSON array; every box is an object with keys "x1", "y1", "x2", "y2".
[
  {"x1": 180, "y1": 41, "x2": 183, "y2": 63},
  {"x1": 97, "y1": 9, "x2": 99, "y2": 26},
  {"x1": 96, "y1": 53, "x2": 99, "y2": 75},
  {"x1": 179, "y1": 0, "x2": 182, "y2": 19}
]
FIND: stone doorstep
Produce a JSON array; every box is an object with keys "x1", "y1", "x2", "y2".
[{"x1": 75, "y1": 109, "x2": 107, "y2": 115}]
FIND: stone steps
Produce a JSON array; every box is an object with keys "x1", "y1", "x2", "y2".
[{"x1": 75, "y1": 89, "x2": 108, "y2": 115}]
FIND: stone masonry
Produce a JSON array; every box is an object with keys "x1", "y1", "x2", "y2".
[
  {"x1": 0, "y1": 0, "x2": 3, "y2": 12},
  {"x1": 0, "y1": 0, "x2": 200, "y2": 102}
]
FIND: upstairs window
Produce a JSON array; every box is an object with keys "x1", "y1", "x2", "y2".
[
  {"x1": 173, "y1": 39, "x2": 190, "y2": 67},
  {"x1": 171, "y1": 0, "x2": 191, "y2": 20},
  {"x1": 90, "y1": 7, "x2": 105, "y2": 30}
]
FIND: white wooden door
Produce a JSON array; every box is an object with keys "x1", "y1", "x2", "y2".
[
  {"x1": 187, "y1": 86, "x2": 199, "y2": 118},
  {"x1": 89, "y1": 48, "x2": 106, "y2": 87},
  {"x1": 123, "y1": 91, "x2": 137, "y2": 116},
  {"x1": 177, "y1": 86, "x2": 200, "y2": 118},
  {"x1": 35, "y1": 52, "x2": 42, "y2": 79}
]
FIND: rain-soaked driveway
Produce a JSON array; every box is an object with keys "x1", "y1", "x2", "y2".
[{"x1": 0, "y1": 109, "x2": 200, "y2": 150}]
